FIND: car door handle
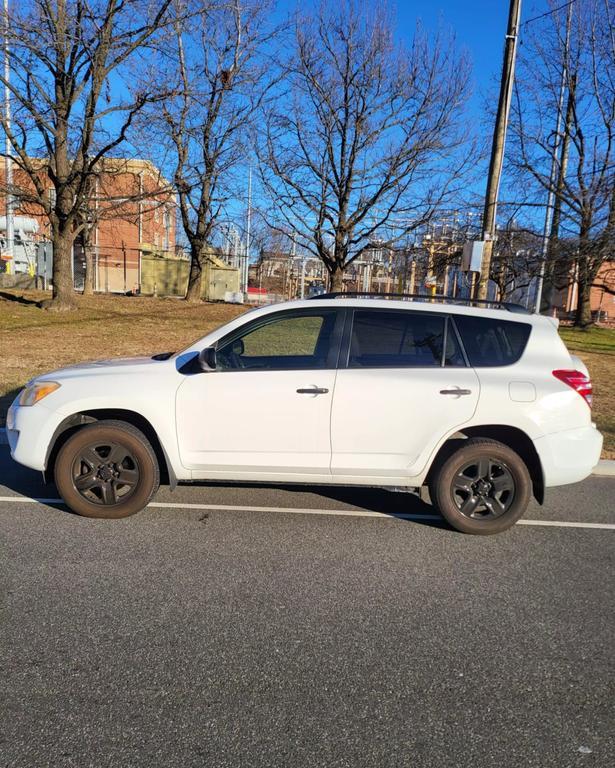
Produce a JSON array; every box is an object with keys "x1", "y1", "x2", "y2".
[
  {"x1": 296, "y1": 387, "x2": 329, "y2": 395},
  {"x1": 440, "y1": 388, "x2": 472, "y2": 396}
]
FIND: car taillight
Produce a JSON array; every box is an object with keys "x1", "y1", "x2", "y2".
[{"x1": 552, "y1": 369, "x2": 593, "y2": 407}]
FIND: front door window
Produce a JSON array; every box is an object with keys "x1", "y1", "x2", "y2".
[{"x1": 216, "y1": 310, "x2": 339, "y2": 370}]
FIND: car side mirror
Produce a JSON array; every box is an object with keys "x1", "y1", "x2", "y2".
[{"x1": 198, "y1": 346, "x2": 217, "y2": 372}]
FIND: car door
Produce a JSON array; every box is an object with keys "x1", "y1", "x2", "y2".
[
  {"x1": 176, "y1": 307, "x2": 344, "y2": 478},
  {"x1": 330, "y1": 308, "x2": 480, "y2": 480}
]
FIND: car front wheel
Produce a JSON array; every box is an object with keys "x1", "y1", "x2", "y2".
[
  {"x1": 54, "y1": 420, "x2": 160, "y2": 519},
  {"x1": 430, "y1": 438, "x2": 531, "y2": 535}
]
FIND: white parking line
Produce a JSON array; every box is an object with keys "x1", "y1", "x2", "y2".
[
  {"x1": 147, "y1": 501, "x2": 443, "y2": 521},
  {"x1": 517, "y1": 519, "x2": 615, "y2": 529},
  {"x1": 0, "y1": 495, "x2": 614, "y2": 529},
  {"x1": 0, "y1": 495, "x2": 63, "y2": 504}
]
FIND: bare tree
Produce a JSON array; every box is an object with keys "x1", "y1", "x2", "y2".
[
  {"x1": 0, "y1": 0, "x2": 172, "y2": 310},
  {"x1": 143, "y1": 0, "x2": 280, "y2": 302},
  {"x1": 510, "y1": 0, "x2": 614, "y2": 326},
  {"x1": 489, "y1": 226, "x2": 543, "y2": 302},
  {"x1": 257, "y1": 1, "x2": 473, "y2": 292}
]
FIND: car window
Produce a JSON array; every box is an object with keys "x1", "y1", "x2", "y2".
[
  {"x1": 348, "y1": 310, "x2": 463, "y2": 368},
  {"x1": 216, "y1": 310, "x2": 338, "y2": 370},
  {"x1": 454, "y1": 315, "x2": 532, "y2": 367}
]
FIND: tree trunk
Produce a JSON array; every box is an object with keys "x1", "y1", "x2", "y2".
[
  {"x1": 574, "y1": 228, "x2": 594, "y2": 328},
  {"x1": 329, "y1": 265, "x2": 345, "y2": 292},
  {"x1": 46, "y1": 229, "x2": 77, "y2": 311},
  {"x1": 574, "y1": 262, "x2": 593, "y2": 328},
  {"x1": 185, "y1": 243, "x2": 204, "y2": 302}
]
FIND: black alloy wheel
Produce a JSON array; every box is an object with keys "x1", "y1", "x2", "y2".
[
  {"x1": 71, "y1": 441, "x2": 141, "y2": 506},
  {"x1": 430, "y1": 437, "x2": 532, "y2": 535},
  {"x1": 451, "y1": 457, "x2": 515, "y2": 520},
  {"x1": 54, "y1": 420, "x2": 160, "y2": 519}
]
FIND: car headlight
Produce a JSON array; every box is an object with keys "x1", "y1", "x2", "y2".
[{"x1": 18, "y1": 381, "x2": 61, "y2": 406}]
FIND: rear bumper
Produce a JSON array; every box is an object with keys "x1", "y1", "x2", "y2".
[{"x1": 534, "y1": 424, "x2": 603, "y2": 487}]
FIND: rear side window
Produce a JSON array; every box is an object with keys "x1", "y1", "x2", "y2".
[
  {"x1": 454, "y1": 315, "x2": 531, "y2": 367},
  {"x1": 348, "y1": 310, "x2": 464, "y2": 368}
]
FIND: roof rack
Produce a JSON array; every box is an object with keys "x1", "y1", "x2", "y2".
[{"x1": 308, "y1": 291, "x2": 530, "y2": 315}]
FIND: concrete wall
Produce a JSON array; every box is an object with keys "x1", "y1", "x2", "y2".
[
  {"x1": 141, "y1": 255, "x2": 189, "y2": 296},
  {"x1": 0, "y1": 273, "x2": 37, "y2": 289},
  {"x1": 1, "y1": 249, "x2": 239, "y2": 300},
  {"x1": 140, "y1": 255, "x2": 240, "y2": 300},
  {"x1": 203, "y1": 260, "x2": 241, "y2": 300}
]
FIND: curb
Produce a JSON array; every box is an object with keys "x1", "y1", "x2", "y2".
[
  {"x1": 1, "y1": 430, "x2": 615, "y2": 475},
  {"x1": 592, "y1": 460, "x2": 615, "y2": 477}
]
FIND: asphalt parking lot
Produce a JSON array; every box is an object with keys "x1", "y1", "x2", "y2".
[{"x1": 1, "y1": 447, "x2": 614, "y2": 768}]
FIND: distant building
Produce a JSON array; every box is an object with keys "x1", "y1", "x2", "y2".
[
  {"x1": 551, "y1": 261, "x2": 615, "y2": 322},
  {"x1": 0, "y1": 158, "x2": 177, "y2": 293}
]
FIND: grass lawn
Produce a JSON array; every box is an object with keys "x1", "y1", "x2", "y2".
[
  {"x1": 1, "y1": 290, "x2": 613, "y2": 458},
  {"x1": 559, "y1": 325, "x2": 615, "y2": 459},
  {"x1": 559, "y1": 326, "x2": 615, "y2": 355}
]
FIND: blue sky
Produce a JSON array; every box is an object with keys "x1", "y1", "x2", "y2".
[
  {"x1": 186, "y1": 1, "x2": 557, "y2": 244},
  {"x1": 392, "y1": 0, "x2": 552, "y2": 122},
  {"x1": 248, "y1": 0, "x2": 555, "y2": 233},
  {"x1": 268, "y1": 1, "x2": 553, "y2": 128}
]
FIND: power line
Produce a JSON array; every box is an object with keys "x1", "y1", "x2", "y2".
[{"x1": 522, "y1": 0, "x2": 577, "y2": 26}]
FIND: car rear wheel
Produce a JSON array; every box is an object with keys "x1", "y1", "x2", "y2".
[
  {"x1": 430, "y1": 438, "x2": 531, "y2": 535},
  {"x1": 54, "y1": 420, "x2": 160, "y2": 519}
]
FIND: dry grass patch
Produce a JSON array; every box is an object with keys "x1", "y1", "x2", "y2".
[
  {"x1": 568, "y1": 350, "x2": 615, "y2": 459},
  {"x1": 558, "y1": 326, "x2": 615, "y2": 459},
  {"x1": 0, "y1": 290, "x2": 247, "y2": 421},
  {"x1": 579, "y1": 352, "x2": 615, "y2": 459}
]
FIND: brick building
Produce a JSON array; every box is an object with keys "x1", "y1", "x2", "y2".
[
  {"x1": 0, "y1": 158, "x2": 177, "y2": 293},
  {"x1": 552, "y1": 261, "x2": 615, "y2": 322}
]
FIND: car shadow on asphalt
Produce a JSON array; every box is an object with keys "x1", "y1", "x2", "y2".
[
  {"x1": 1, "y1": 447, "x2": 53, "y2": 496},
  {"x1": 0, "y1": 447, "x2": 447, "y2": 529},
  {"x1": 183, "y1": 480, "x2": 448, "y2": 529}
]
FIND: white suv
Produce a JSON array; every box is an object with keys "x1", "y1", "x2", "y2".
[{"x1": 6, "y1": 295, "x2": 603, "y2": 534}]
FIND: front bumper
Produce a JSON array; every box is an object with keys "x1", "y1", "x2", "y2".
[
  {"x1": 534, "y1": 424, "x2": 603, "y2": 488},
  {"x1": 6, "y1": 398, "x2": 63, "y2": 472}
]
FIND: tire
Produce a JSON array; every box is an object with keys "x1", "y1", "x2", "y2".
[
  {"x1": 430, "y1": 438, "x2": 531, "y2": 535},
  {"x1": 54, "y1": 420, "x2": 160, "y2": 519}
]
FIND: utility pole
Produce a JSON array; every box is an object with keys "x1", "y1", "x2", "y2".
[
  {"x1": 300, "y1": 254, "x2": 306, "y2": 299},
  {"x1": 476, "y1": 0, "x2": 522, "y2": 300},
  {"x1": 244, "y1": 164, "x2": 252, "y2": 295},
  {"x1": 534, "y1": 2, "x2": 572, "y2": 313},
  {"x1": 3, "y1": 0, "x2": 14, "y2": 274}
]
